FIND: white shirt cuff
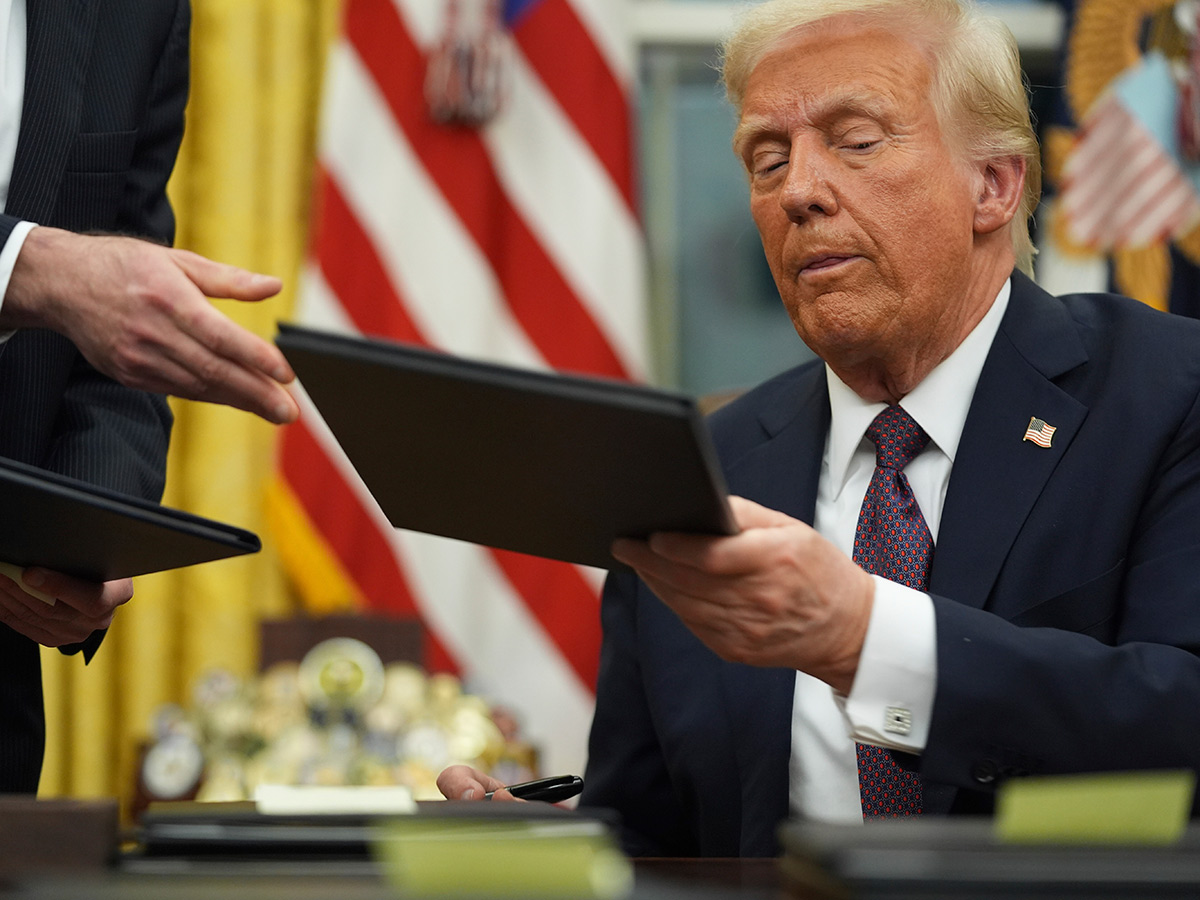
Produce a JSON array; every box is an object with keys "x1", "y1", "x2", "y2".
[
  {"x1": 0, "y1": 220, "x2": 36, "y2": 345},
  {"x1": 836, "y1": 574, "x2": 937, "y2": 753}
]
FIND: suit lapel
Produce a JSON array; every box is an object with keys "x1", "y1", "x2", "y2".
[
  {"x1": 7, "y1": 0, "x2": 98, "y2": 221},
  {"x1": 718, "y1": 364, "x2": 829, "y2": 852},
  {"x1": 728, "y1": 363, "x2": 830, "y2": 524},
  {"x1": 929, "y1": 272, "x2": 1090, "y2": 610}
]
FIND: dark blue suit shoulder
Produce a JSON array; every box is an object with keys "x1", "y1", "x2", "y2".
[
  {"x1": 1058, "y1": 290, "x2": 1200, "y2": 346},
  {"x1": 1054, "y1": 291, "x2": 1200, "y2": 396},
  {"x1": 704, "y1": 359, "x2": 825, "y2": 463}
]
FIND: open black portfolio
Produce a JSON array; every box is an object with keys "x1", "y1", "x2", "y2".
[{"x1": 275, "y1": 323, "x2": 737, "y2": 570}]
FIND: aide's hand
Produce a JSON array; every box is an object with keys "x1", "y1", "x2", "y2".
[
  {"x1": 0, "y1": 568, "x2": 132, "y2": 647},
  {"x1": 4, "y1": 227, "x2": 299, "y2": 425},
  {"x1": 436, "y1": 764, "x2": 518, "y2": 802},
  {"x1": 611, "y1": 496, "x2": 875, "y2": 694}
]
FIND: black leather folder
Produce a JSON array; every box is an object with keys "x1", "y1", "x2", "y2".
[
  {"x1": 276, "y1": 323, "x2": 736, "y2": 570},
  {"x1": 0, "y1": 455, "x2": 260, "y2": 581}
]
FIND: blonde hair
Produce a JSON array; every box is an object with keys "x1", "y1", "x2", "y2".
[{"x1": 721, "y1": 0, "x2": 1041, "y2": 274}]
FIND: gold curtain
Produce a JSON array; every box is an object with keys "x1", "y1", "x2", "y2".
[{"x1": 38, "y1": 0, "x2": 342, "y2": 811}]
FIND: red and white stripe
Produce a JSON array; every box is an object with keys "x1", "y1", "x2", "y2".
[
  {"x1": 279, "y1": 0, "x2": 645, "y2": 778},
  {"x1": 1060, "y1": 90, "x2": 1200, "y2": 250}
]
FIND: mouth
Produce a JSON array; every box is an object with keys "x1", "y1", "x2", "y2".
[{"x1": 798, "y1": 254, "x2": 858, "y2": 277}]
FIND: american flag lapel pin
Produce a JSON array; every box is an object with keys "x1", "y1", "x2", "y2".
[{"x1": 1023, "y1": 416, "x2": 1057, "y2": 448}]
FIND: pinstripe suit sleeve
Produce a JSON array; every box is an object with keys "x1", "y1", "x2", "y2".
[
  {"x1": 45, "y1": 0, "x2": 188, "y2": 499},
  {"x1": 0, "y1": 213, "x2": 18, "y2": 247},
  {"x1": 108, "y1": 0, "x2": 190, "y2": 244},
  {"x1": 0, "y1": 214, "x2": 26, "y2": 342},
  {"x1": 50, "y1": 0, "x2": 190, "y2": 659}
]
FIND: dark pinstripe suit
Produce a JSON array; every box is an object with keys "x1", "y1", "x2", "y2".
[{"x1": 0, "y1": 0, "x2": 189, "y2": 792}]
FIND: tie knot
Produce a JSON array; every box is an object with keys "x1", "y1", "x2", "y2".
[{"x1": 865, "y1": 405, "x2": 929, "y2": 471}]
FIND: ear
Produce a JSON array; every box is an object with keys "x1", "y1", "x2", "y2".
[{"x1": 973, "y1": 155, "x2": 1026, "y2": 235}]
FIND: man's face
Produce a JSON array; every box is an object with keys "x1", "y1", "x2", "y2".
[{"x1": 736, "y1": 21, "x2": 986, "y2": 389}]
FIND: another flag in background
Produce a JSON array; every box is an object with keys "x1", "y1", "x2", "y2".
[
  {"x1": 269, "y1": 0, "x2": 646, "y2": 780},
  {"x1": 1038, "y1": 0, "x2": 1200, "y2": 313},
  {"x1": 1059, "y1": 51, "x2": 1200, "y2": 251}
]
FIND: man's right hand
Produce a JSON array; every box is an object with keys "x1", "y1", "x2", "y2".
[
  {"x1": 436, "y1": 764, "x2": 517, "y2": 801},
  {"x1": 3, "y1": 226, "x2": 300, "y2": 425}
]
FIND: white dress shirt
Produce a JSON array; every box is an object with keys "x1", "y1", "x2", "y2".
[
  {"x1": 789, "y1": 279, "x2": 1012, "y2": 823},
  {"x1": 0, "y1": 0, "x2": 35, "y2": 312}
]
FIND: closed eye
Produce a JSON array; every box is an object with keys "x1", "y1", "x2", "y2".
[{"x1": 748, "y1": 152, "x2": 789, "y2": 179}]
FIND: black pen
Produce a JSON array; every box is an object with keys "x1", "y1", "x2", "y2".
[{"x1": 483, "y1": 774, "x2": 584, "y2": 803}]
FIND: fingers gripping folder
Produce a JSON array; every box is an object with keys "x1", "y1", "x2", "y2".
[{"x1": 0, "y1": 562, "x2": 56, "y2": 604}]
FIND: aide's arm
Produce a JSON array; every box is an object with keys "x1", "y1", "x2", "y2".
[
  {"x1": 0, "y1": 0, "x2": 289, "y2": 654},
  {"x1": 0, "y1": 0, "x2": 296, "y2": 427},
  {"x1": 2, "y1": 228, "x2": 298, "y2": 425}
]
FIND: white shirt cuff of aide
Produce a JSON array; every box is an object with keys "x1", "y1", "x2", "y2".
[
  {"x1": 0, "y1": 219, "x2": 35, "y2": 345},
  {"x1": 836, "y1": 574, "x2": 936, "y2": 753}
]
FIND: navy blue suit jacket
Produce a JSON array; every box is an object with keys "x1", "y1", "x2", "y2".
[
  {"x1": 0, "y1": 0, "x2": 187, "y2": 792},
  {"x1": 581, "y1": 271, "x2": 1200, "y2": 856}
]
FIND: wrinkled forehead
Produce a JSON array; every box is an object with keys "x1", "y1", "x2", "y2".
[
  {"x1": 751, "y1": 13, "x2": 937, "y2": 97},
  {"x1": 730, "y1": 7, "x2": 943, "y2": 105},
  {"x1": 732, "y1": 20, "x2": 938, "y2": 151}
]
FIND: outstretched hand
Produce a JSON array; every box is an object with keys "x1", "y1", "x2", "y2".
[
  {"x1": 611, "y1": 495, "x2": 875, "y2": 694},
  {"x1": 4, "y1": 227, "x2": 299, "y2": 425}
]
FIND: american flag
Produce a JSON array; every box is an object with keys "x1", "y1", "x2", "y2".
[
  {"x1": 1023, "y1": 417, "x2": 1057, "y2": 448},
  {"x1": 1059, "y1": 52, "x2": 1200, "y2": 251},
  {"x1": 272, "y1": 0, "x2": 646, "y2": 779}
]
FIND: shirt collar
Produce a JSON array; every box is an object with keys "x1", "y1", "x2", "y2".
[{"x1": 824, "y1": 278, "x2": 1011, "y2": 489}]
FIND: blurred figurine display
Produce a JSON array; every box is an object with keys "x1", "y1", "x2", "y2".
[{"x1": 137, "y1": 638, "x2": 538, "y2": 808}]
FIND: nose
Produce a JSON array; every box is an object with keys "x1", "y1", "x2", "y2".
[{"x1": 779, "y1": 146, "x2": 838, "y2": 221}]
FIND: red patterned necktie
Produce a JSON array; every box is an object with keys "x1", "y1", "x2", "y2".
[{"x1": 852, "y1": 404, "x2": 930, "y2": 817}]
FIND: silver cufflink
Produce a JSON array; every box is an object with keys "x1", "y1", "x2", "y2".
[{"x1": 884, "y1": 706, "x2": 912, "y2": 735}]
